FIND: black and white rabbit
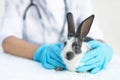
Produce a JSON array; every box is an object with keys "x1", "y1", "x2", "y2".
[{"x1": 61, "y1": 12, "x2": 94, "y2": 72}]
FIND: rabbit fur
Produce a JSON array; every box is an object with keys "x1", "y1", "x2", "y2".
[{"x1": 61, "y1": 12, "x2": 94, "y2": 72}]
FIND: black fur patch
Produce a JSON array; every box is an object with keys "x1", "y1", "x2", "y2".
[{"x1": 72, "y1": 40, "x2": 82, "y2": 54}]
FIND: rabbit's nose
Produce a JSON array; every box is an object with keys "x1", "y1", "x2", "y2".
[{"x1": 66, "y1": 51, "x2": 74, "y2": 60}]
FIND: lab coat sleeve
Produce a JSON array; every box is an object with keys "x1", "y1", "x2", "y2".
[
  {"x1": 76, "y1": 0, "x2": 104, "y2": 40},
  {"x1": 0, "y1": 0, "x2": 23, "y2": 46}
]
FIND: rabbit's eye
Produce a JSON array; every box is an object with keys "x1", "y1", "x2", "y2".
[
  {"x1": 64, "y1": 41, "x2": 67, "y2": 46},
  {"x1": 72, "y1": 41, "x2": 82, "y2": 54}
]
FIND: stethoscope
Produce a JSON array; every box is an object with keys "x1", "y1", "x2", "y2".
[{"x1": 23, "y1": 0, "x2": 68, "y2": 42}]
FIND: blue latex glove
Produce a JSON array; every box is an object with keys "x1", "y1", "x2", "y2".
[
  {"x1": 33, "y1": 43, "x2": 66, "y2": 69},
  {"x1": 76, "y1": 40, "x2": 113, "y2": 74}
]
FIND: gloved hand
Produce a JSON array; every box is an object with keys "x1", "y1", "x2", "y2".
[
  {"x1": 76, "y1": 40, "x2": 113, "y2": 74},
  {"x1": 33, "y1": 43, "x2": 66, "y2": 69}
]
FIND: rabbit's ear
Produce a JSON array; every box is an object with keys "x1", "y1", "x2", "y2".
[
  {"x1": 76, "y1": 15, "x2": 94, "y2": 39},
  {"x1": 67, "y1": 12, "x2": 75, "y2": 39}
]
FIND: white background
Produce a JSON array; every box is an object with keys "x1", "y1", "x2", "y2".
[
  {"x1": 0, "y1": 0, "x2": 120, "y2": 54},
  {"x1": 92, "y1": 0, "x2": 120, "y2": 55}
]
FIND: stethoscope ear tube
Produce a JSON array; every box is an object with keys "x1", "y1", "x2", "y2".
[
  {"x1": 23, "y1": 0, "x2": 42, "y2": 20},
  {"x1": 23, "y1": 0, "x2": 68, "y2": 42}
]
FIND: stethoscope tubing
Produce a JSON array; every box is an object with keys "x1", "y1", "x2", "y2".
[{"x1": 23, "y1": 0, "x2": 68, "y2": 42}]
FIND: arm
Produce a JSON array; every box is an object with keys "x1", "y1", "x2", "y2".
[
  {"x1": 1, "y1": 0, "x2": 65, "y2": 70},
  {"x1": 2, "y1": 36, "x2": 66, "y2": 69},
  {"x1": 2, "y1": 36, "x2": 38, "y2": 59}
]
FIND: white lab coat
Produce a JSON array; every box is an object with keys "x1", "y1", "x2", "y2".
[{"x1": 0, "y1": 0, "x2": 104, "y2": 45}]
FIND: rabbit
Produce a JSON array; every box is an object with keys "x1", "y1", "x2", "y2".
[{"x1": 60, "y1": 12, "x2": 95, "y2": 72}]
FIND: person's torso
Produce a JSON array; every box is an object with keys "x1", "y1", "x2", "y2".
[{"x1": 17, "y1": 0, "x2": 81, "y2": 44}]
